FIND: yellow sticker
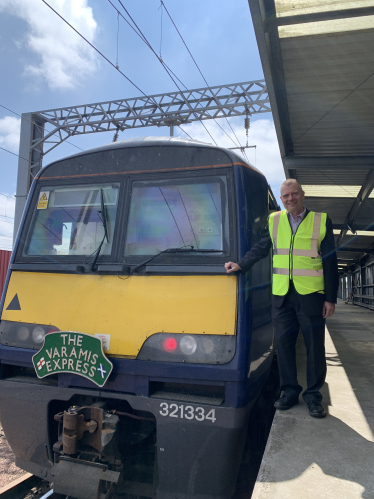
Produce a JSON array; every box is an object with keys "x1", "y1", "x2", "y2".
[{"x1": 37, "y1": 191, "x2": 50, "y2": 209}]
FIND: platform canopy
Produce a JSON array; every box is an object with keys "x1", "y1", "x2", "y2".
[{"x1": 248, "y1": 0, "x2": 374, "y2": 271}]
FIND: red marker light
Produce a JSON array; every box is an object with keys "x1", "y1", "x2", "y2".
[
  {"x1": 46, "y1": 328, "x2": 58, "y2": 335},
  {"x1": 163, "y1": 337, "x2": 177, "y2": 352}
]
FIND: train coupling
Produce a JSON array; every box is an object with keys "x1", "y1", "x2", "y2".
[{"x1": 51, "y1": 402, "x2": 122, "y2": 499}]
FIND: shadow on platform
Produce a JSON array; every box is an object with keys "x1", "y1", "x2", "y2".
[{"x1": 252, "y1": 300, "x2": 374, "y2": 499}]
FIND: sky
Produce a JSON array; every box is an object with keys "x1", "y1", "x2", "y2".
[{"x1": 0, "y1": 0, "x2": 285, "y2": 251}]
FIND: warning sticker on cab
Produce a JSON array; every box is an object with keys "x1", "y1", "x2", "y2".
[
  {"x1": 37, "y1": 191, "x2": 50, "y2": 209},
  {"x1": 32, "y1": 331, "x2": 113, "y2": 387},
  {"x1": 94, "y1": 333, "x2": 110, "y2": 351}
]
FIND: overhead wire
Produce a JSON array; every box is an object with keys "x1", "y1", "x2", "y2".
[
  {"x1": 41, "y1": 0, "x2": 147, "y2": 97},
  {"x1": 111, "y1": 0, "x2": 217, "y2": 145},
  {"x1": 0, "y1": 146, "x2": 35, "y2": 172},
  {"x1": 41, "y1": 0, "x2": 242, "y2": 151},
  {"x1": 0, "y1": 188, "x2": 16, "y2": 239},
  {"x1": 163, "y1": 62, "x2": 244, "y2": 150},
  {"x1": 158, "y1": 13, "x2": 242, "y2": 149},
  {"x1": 110, "y1": 0, "x2": 234, "y2": 147},
  {"x1": 111, "y1": 1, "x2": 221, "y2": 145},
  {"x1": 42, "y1": 0, "x2": 202, "y2": 144},
  {"x1": 160, "y1": 0, "x2": 248, "y2": 159},
  {"x1": 0, "y1": 104, "x2": 83, "y2": 152},
  {"x1": 159, "y1": 1, "x2": 163, "y2": 59},
  {"x1": 0, "y1": 218, "x2": 14, "y2": 225},
  {"x1": 0, "y1": 193, "x2": 14, "y2": 222},
  {"x1": 0, "y1": 193, "x2": 15, "y2": 200},
  {"x1": 116, "y1": 12, "x2": 120, "y2": 69},
  {"x1": 178, "y1": 126, "x2": 193, "y2": 139}
]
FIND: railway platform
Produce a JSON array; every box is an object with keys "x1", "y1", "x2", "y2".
[{"x1": 252, "y1": 300, "x2": 374, "y2": 499}]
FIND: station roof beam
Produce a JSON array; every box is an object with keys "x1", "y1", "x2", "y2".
[{"x1": 248, "y1": 0, "x2": 374, "y2": 265}]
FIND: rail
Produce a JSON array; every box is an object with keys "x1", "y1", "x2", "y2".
[{"x1": 0, "y1": 473, "x2": 45, "y2": 499}]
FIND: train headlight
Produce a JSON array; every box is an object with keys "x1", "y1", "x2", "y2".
[
  {"x1": 180, "y1": 335, "x2": 197, "y2": 355},
  {"x1": 32, "y1": 326, "x2": 46, "y2": 344},
  {"x1": 0, "y1": 321, "x2": 59, "y2": 350},
  {"x1": 137, "y1": 333, "x2": 235, "y2": 364},
  {"x1": 17, "y1": 326, "x2": 30, "y2": 341}
]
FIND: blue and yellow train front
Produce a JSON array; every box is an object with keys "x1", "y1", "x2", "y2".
[{"x1": 0, "y1": 139, "x2": 274, "y2": 499}]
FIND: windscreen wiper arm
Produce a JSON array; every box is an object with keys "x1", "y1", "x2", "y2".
[
  {"x1": 98, "y1": 188, "x2": 109, "y2": 243},
  {"x1": 132, "y1": 246, "x2": 223, "y2": 273},
  {"x1": 90, "y1": 189, "x2": 109, "y2": 271}
]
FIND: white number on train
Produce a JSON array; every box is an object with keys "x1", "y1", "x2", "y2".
[{"x1": 159, "y1": 403, "x2": 216, "y2": 423}]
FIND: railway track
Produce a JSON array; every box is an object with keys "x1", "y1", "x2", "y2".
[{"x1": 0, "y1": 473, "x2": 48, "y2": 499}]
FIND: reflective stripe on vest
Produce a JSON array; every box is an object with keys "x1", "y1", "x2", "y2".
[
  {"x1": 269, "y1": 210, "x2": 327, "y2": 296},
  {"x1": 273, "y1": 268, "x2": 324, "y2": 277},
  {"x1": 272, "y1": 211, "x2": 321, "y2": 258}
]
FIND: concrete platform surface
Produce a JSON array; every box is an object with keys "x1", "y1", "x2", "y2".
[{"x1": 252, "y1": 300, "x2": 374, "y2": 499}]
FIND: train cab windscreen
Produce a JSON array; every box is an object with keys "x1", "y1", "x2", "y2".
[
  {"x1": 124, "y1": 176, "x2": 229, "y2": 255},
  {"x1": 24, "y1": 183, "x2": 120, "y2": 257}
]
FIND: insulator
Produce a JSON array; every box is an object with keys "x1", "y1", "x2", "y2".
[
  {"x1": 245, "y1": 117, "x2": 250, "y2": 130},
  {"x1": 112, "y1": 129, "x2": 119, "y2": 143}
]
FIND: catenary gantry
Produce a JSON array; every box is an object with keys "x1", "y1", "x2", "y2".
[
  {"x1": 248, "y1": 0, "x2": 374, "y2": 310},
  {"x1": 15, "y1": 79, "x2": 269, "y2": 233}
]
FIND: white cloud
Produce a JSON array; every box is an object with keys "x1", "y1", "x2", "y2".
[
  {"x1": 0, "y1": 194, "x2": 15, "y2": 251},
  {"x1": 0, "y1": 0, "x2": 98, "y2": 90},
  {"x1": 0, "y1": 194, "x2": 15, "y2": 220},
  {"x1": 0, "y1": 116, "x2": 21, "y2": 153},
  {"x1": 0, "y1": 235, "x2": 13, "y2": 252},
  {"x1": 178, "y1": 118, "x2": 285, "y2": 194},
  {"x1": 0, "y1": 220, "x2": 14, "y2": 237}
]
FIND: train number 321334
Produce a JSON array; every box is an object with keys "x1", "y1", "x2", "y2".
[{"x1": 159, "y1": 402, "x2": 216, "y2": 423}]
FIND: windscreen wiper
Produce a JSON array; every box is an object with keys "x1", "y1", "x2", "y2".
[
  {"x1": 90, "y1": 189, "x2": 109, "y2": 271},
  {"x1": 98, "y1": 188, "x2": 109, "y2": 243},
  {"x1": 132, "y1": 246, "x2": 223, "y2": 273}
]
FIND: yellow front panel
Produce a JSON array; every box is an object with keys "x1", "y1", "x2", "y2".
[{"x1": 2, "y1": 272, "x2": 237, "y2": 357}]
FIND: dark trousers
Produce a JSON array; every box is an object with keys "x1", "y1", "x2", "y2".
[{"x1": 272, "y1": 284, "x2": 327, "y2": 403}]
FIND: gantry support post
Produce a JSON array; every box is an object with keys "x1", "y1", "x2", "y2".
[{"x1": 14, "y1": 114, "x2": 45, "y2": 240}]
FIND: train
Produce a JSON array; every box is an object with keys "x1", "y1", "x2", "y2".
[{"x1": 0, "y1": 137, "x2": 277, "y2": 499}]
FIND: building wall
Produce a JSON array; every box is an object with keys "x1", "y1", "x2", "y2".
[{"x1": 0, "y1": 250, "x2": 11, "y2": 298}]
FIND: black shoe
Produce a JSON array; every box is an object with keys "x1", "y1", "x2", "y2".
[
  {"x1": 307, "y1": 401, "x2": 327, "y2": 418},
  {"x1": 274, "y1": 395, "x2": 299, "y2": 410}
]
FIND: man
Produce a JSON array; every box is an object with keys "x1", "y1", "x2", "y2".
[{"x1": 225, "y1": 179, "x2": 338, "y2": 418}]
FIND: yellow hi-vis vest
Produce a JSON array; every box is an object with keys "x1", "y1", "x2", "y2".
[{"x1": 268, "y1": 210, "x2": 327, "y2": 296}]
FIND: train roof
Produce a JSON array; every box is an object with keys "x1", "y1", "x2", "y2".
[
  {"x1": 44, "y1": 136, "x2": 262, "y2": 174},
  {"x1": 65, "y1": 136, "x2": 216, "y2": 158}
]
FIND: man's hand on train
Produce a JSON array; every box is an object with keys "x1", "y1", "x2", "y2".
[
  {"x1": 322, "y1": 302, "x2": 335, "y2": 318},
  {"x1": 224, "y1": 262, "x2": 241, "y2": 273}
]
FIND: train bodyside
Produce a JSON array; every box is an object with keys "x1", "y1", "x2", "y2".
[{"x1": 0, "y1": 138, "x2": 274, "y2": 499}]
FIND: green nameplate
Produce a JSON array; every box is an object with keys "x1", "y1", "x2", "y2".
[{"x1": 32, "y1": 332, "x2": 113, "y2": 387}]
